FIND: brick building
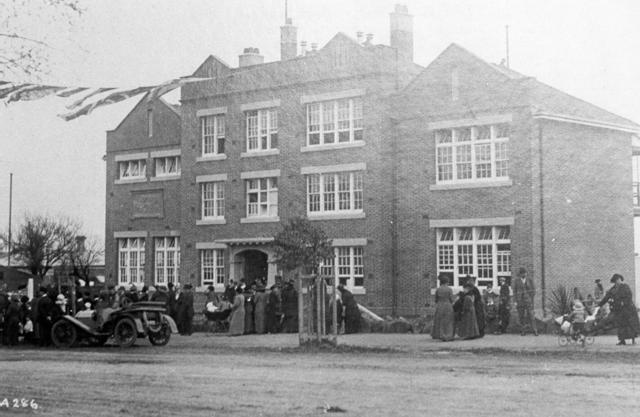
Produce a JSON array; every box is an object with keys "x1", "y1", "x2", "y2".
[{"x1": 105, "y1": 5, "x2": 639, "y2": 316}]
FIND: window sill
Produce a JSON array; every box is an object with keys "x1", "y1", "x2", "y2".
[
  {"x1": 114, "y1": 178, "x2": 147, "y2": 185},
  {"x1": 196, "y1": 218, "x2": 227, "y2": 225},
  {"x1": 308, "y1": 212, "x2": 366, "y2": 221},
  {"x1": 429, "y1": 179, "x2": 512, "y2": 191},
  {"x1": 240, "y1": 216, "x2": 280, "y2": 224},
  {"x1": 196, "y1": 154, "x2": 227, "y2": 162},
  {"x1": 196, "y1": 284, "x2": 225, "y2": 293},
  {"x1": 150, "y1": 175, "x2": 181, "y2": 182},
  {"x1": 301, "y1": 141, "x2": 365, "y2": 153},
  {"x1": 240, "y1": 149, "x2": 280, "y2": 158}
]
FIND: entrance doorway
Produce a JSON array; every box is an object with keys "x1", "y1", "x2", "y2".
[{"x1": 237, "y1": 250, "x2": 268, "y2": 288}]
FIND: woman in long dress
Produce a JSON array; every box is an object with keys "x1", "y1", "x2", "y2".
[
  {"x1": 228, "y1": 287, "x2": 245, "y2": 336},
  {"x1": 431, "y1": 274, "x2": 455, "y2": 341},
  {"x1": 253, "y1": 285, "x2": 269, "y2": 334},
  {"x1": 457, "y1": 283, "x2": 480, "y2": 340},
  {"x1": 598, "y1": 273, "x2": 640, "y2": 345}
]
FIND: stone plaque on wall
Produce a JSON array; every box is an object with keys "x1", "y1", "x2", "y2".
[{"x1": 131, "y1": 189, "x2": 164, "y2": 219}]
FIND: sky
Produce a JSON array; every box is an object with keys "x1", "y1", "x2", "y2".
[{"x1": 0, "y1": 0, "x2": 639, "y2": 249}]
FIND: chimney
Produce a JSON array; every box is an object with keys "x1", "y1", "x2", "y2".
[
  {"x1": 239, "y1": 47, "x2": 264, "y2": 67},
  {"x1": 390, "y1": 4, "x2": 413, "y2": 63},
  {"x1": 300, "y1": 40, "x2": 307, "y2": 56},
  {"x1": 356, "y1": 31, "x2": 364, "y2": 44},
  {"x1": 310, "y1": 43, "x2": 318, "y2": 53},
  {"x1": 364, "y1": 33, "x2": 374, "y2": 46},
  {"x1": 280, "y1": 17, "x2": 297, "y2": 60}
]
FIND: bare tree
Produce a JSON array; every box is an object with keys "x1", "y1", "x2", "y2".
[
  {"x1": 66, "y1": 235, "x2": 103, "y2": 284},
  {"x1": 2, "y1": 213, "x2": 80, "y2": 278},
  {"x1": 0, "y1": 0, "x2": 82, "y2": 78}
]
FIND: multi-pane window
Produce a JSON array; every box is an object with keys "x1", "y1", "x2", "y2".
[
  {"x1": 201, "y1": 182, "x2": 225, "y2": 219},
  {"x1": 246, "y1": 109, "x2": 278, "y2": 151},
  {"x1": 118, "y1": 238, "x2": 145, "y2": 285},
  {"x1": 246, "y1": 178, "x2": 278, "y2": 218},
  {"x1": 436, "y1": 226, "x2": 511, "y2": 288},
  {"x1": 306, "y1": 171, "x2": 363, "y2": 214},
  {"x1": 154, "y1": 237, "x2": 180, "y2": 286},
  {"x1": 319, "y1": 246, "x2": 364, "y2": 290},
  {"x1": 154, "y1": 156, "x2": 180, "y2": 177},
  {"x1": 201, "y1": 115, "x2": 225, "y2": 156},
  {"x1": 201, "y1": 249, "x2": 225, "y2": 286},
  {"x1": 435, "y1": 123, "x2": 509, "y2": 183},
  {"x1": 306, "y1": 97, "x2": 363, "y2": 146},
  {"x1": 118, "y1": 159, "x2": 146, "y2": 180}
]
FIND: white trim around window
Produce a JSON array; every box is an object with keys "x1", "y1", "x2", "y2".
[
  {"x1": 435, "y1": 225, "x2": 512, "y2": 289},
  {"x1": 154, "y1": 236, "x2": 180, "y2": 286},
  {"x1": 305, "y1": 168, "x2": 364, "y2": 219},
  {"x1": 319, "y1": 246, "x2": 365, "y2": 294},
  {"x1": 300, "y1": 89, "x2": 365, "y2": 104},
  {"x1": 240, "y1": 99, "x2": 281, "y2": 112},
  {"x1": 200, "y1": 248, "x2": 225, "y2": 289},
  {"x1": 198, "y1": 181, "x2": 225, "y2": 224},
  {"x1": 240, "y1": 169, "x2": 281, "y2": 180},
  {"x1": 433, "y1": 121, "x2": 510, "y2": 187},
  {"x1": 428, "y1": 114, "x2": 513, "y2": 130},
  {"x1": 115, "y1": 158, "x2": 147, "y2": 183},
  {"x1": 243, "y1": 177, "x2": 278, "y2": 220},
  {"x1": 429, "y1": 217, "x2": 514, "y2": 228},
  {"x1": 200, "y1": 113, "x2": 226, "y2": 157}
]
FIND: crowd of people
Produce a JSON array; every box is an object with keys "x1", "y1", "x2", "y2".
[
  {"x1": 431, "y1": 268, "x2": 640, "y2": 345},
  {"x1": 202, "y1": 278, "x2": 361, "y2": 336}
]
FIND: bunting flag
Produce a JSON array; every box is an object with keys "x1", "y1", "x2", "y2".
[{"x1": 0, "y1": 76, "x2": 210, "y2": 121}]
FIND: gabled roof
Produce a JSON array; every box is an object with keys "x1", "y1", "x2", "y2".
[
  {"x1": 406, "y1": 43, "x2": 639, "y2": 132},
  {"x1": 108, "y1": 93, "x2": 180, "y2": 133}
]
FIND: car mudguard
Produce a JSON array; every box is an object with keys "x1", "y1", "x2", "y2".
[
  {"x1": 133, "y1": 318, "x2": 145, "y2": 334},
  {"x1": 59, "y1": 315, "x2": 99, "y2": 336},
  {"x1": 161, "y1": 314, "x2": 178, "y2": 333}
]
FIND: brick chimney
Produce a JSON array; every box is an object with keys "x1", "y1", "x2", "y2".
[
  {"x1": 390, "y1": 4, "x2": 413, "y2": 63},
  {"x1": 280, "y1": 17, "x2": 297, "y2": 60},
  {"x1": 239, "y1": 47, "x2": 264, "y2": 67}
]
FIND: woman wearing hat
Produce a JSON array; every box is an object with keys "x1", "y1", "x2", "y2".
[
  {"x1": 598, "y1": 274, "x2": 640, "y2": 345},
  {"x1": 456, "y1": 282, "x2": 480, "y2": 340},
  {"x1": 431, "y1": 274, "x2": 455, "y2": 341}
]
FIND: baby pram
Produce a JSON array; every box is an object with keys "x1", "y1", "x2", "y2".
[
  {"x1": 554, "y1": 306, "x2": 599, "y2": 347},
  {"x1": 203, "y1": 302, "x2": 232, "y2": 333}
]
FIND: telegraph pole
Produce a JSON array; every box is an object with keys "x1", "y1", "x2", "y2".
[
  {"x1": 7, "y1": 172, "x2": 12, "y2": 267},
  {"x1": 505, "y1": 25, "x2": 510, "y2": 68}
]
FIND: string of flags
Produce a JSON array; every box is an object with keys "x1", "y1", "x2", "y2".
[{"x1": 0, "y1": 76, "x2": 208, "y2": 121}]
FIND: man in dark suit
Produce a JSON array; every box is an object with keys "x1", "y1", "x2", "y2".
[{"x1": 513, "y1": 267, "x2": 538, "y2": 336}]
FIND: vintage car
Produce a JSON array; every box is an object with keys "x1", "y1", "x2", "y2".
[{"x1": 51, "y1": 301, "x2": 178, "y2": 348}]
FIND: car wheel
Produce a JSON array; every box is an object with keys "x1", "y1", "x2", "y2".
[
  {"x1": 51, "y1": 320, "x2": 77, "y2": 348},
  {"x1": 114, "y1": 318, "x2": 137, "y2": 348},
  {"x1": 148, "y1": 323, "x2": 171, "y2": 346}
]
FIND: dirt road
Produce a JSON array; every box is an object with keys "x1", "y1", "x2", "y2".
[{"x1": 1, "y1": 334, "x2": 639, "y2": 416}]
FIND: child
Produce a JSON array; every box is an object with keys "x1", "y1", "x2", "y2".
[{"x1": 569, "y1": 299, "x2": 587, "y2": 340}]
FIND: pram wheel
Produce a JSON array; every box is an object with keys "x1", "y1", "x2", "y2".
[{"x1": 558, "y1": 334, "x2": 569, "y2": 346}]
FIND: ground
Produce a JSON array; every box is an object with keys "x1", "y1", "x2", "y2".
[{"x1": 1, "y1": 333, "x2": 639, "y2": 416}]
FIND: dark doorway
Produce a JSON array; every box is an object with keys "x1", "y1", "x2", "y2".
[{"x1": 241, "y1": 250, "x2": 268, "y2": 287}]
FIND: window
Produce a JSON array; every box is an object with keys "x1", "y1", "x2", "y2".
[
  {"x1": 118, "y1": 159, "x2": 146, "y2": 180},
  {"x1": 436, "y1": 225, "x2": 511, "y2": 288},
  {"x1": 246, "y1": 178, "x2": 278, "y2": 218},
  {"x1": 306, "y1": 97, "x2": 363, "y2": 146},
  {"x1": 147, "y1": 109, "x2": 153, "y2": 137},
  {"x1": 307, "y1": 171, "x2": 363, "y2": 215},
  {"x1": 201, "y1": 249, "x2": 225, "y2": 287},
  {"x1": 154, "y1": 237, "x2": 179, "y2": 286},
  {"x1": 154, "y1": 156, "x2": 180, "y2": 177},
  {"x1": 319, "y1": 246, "x2": 364, "y2": 290},
  {"x1": 118, "y1": 238, "x2": 145, "y2": 285},
  {"x1": 201, "y1": 182, "x2": 225, "y2": 219},
  {"x1": 201, "y1": 115, "x2": 225, "y2": 156},
  {"x1": 246, "y1": 109, "x2": 278, "y2": 151},
  {"x1": 435, "y1": 123, "x2": 509, "y2": 184}
]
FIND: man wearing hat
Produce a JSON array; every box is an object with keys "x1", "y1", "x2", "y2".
[
  {"x1": 513, "y1": 267, "x2": 538, "y2": 336},
  {"x1": 176, "y1": 284, "x2": 194, "y2": 335}
]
